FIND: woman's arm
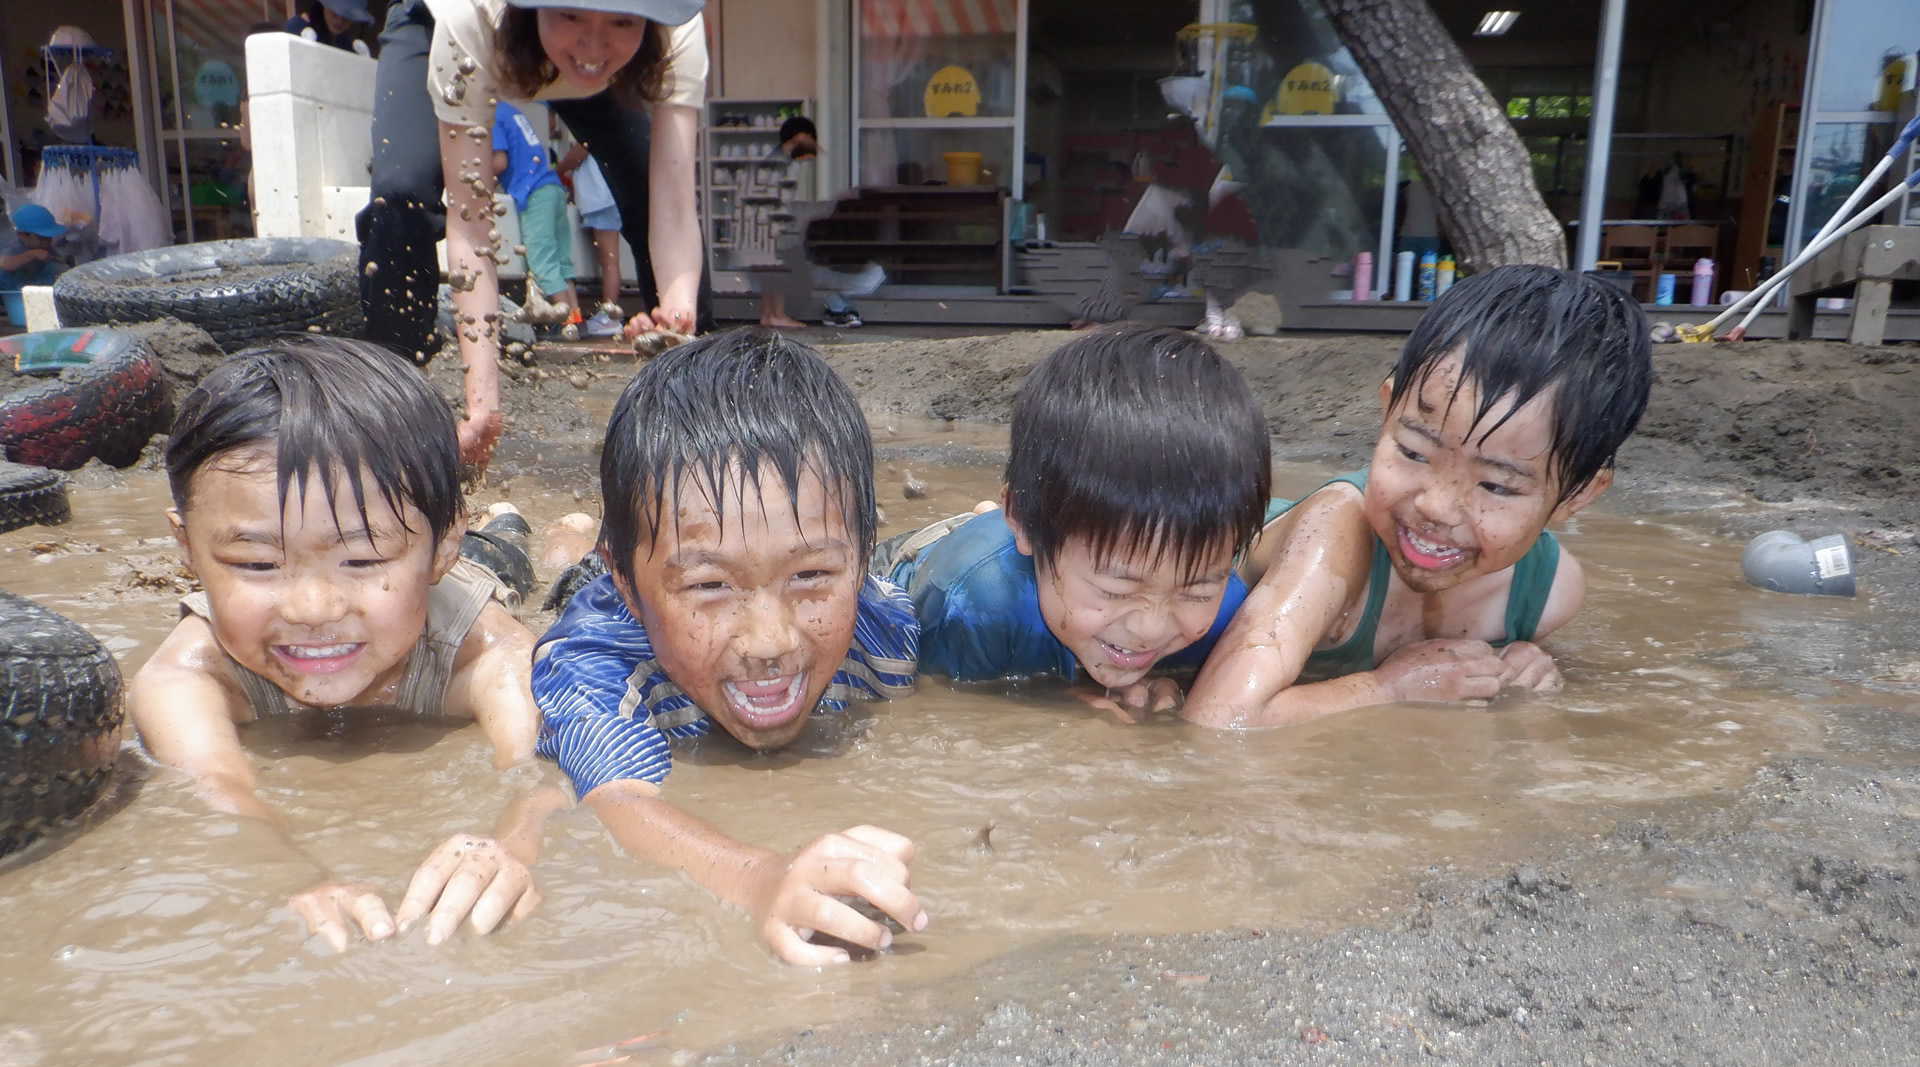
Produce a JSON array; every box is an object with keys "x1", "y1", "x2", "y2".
[
  {"x1": 438, "y1": 119, "x2": 505, "y2": 469},
  {"x1": 643, "y1": 101, "x2": 702, "y2": 333}
]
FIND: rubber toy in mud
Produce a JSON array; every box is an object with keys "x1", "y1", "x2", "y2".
[
  {"x1": 0, "y1": 589, "x2": 125, "y2": 858},
  {"x1": 53, "y1": 237, "x2": 362, "y2": 353},
  {"x1": 0, "y1": 328, "x2": 171, "y2": 473}
]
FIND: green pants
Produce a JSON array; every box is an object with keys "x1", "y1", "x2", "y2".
[{"x1": 519, "y1": 182, "x2": 574, "y2": 298}]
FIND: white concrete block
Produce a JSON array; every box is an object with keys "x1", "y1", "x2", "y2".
[
  {"x1": 22, "y1": 286, "x2": 58, "y2": 331},
  {"x1": 246, "y1": 33, "x2": 376, "y2": 111},
  {"x1": 247, "y1": 32, "x2": 375, "y2": 243}
]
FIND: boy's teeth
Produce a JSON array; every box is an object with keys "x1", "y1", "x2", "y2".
[
  {"x1": 284, "y1": 643, "x2": 357, "y2": 659},
  {"x1": 1406, "y1": 528, "x2": 1462, "y2": 558}
]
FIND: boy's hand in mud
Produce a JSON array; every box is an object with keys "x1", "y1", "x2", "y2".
[
  {"x1": 1376, "y1": 638, "x2": 1505, "y2": 704},
  {"x1": 1496, "y1": 641, "x2": 1563, "y2": 692},
  {"x1": 624, "y1": 305, "x2": 696, "y2": 338},
  {"x1": 1077, "y1": 677, "x2": 1182, "y2": 724},
  {"x1": 751, "y1": 825, "x2": 927, "y2": 967},
  {"x1": 290, "y1": 880, "x2": 396, "y2": 951},
  {"x1": 394, "y1": 833, "x2": 541, "y2": 945}
]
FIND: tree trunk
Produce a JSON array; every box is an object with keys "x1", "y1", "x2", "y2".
[{"x1": 1315, "y1": 0, "x2": 1568, "y2": 272}]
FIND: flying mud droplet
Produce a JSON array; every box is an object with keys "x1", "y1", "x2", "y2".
[
  {"x1": 457, "y1": 55, "x2": 478, "y2": 76},
  {"x1": 568, "y1": 371, "x2": 591, "y2": 390}
]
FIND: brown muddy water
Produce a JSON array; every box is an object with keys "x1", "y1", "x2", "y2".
[{"x1": 0, "y1": 418, "x2": 1905, "y2": 1065}]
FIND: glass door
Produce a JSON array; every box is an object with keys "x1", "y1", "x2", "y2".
[
  {"x1": 853, "y1": 0, "x2": 1027, "y2": 191},
  {"x1": 1787, "y1": 0, "x2": 1920, "y2": 253},
  {"x1": 147, "y1": 0, "x2": 285, "y2": 242}
]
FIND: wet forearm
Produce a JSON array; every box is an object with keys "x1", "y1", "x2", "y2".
[
  {"x1": 585, "y1": 780, "x2": 777, "y2": 911},
  {"x1": 1184, "y1": 668, "x2": 1393, "y2": 729},
  {"x1": 489, "y1": 783, "x2": 570, "y2": 866}
]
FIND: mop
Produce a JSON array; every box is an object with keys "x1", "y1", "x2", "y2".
[{"x1": 1676, "y1": 114, "x2": 1920, "y2": 342}]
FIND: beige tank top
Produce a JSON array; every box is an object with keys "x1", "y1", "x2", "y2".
[{"x1": 179, "y1": 558, "x2": 507, "y2": 719}]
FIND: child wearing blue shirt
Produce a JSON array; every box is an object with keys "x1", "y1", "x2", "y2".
[
  {"x1": 879, "y1": 323, "x2": 1272, "y2": 720},
  {"x1": 532, "y1": 327, "x2": 926, "y2": 966},
  {"x1": 491, "y1": 101, "x2": 583, "y2": 327}
]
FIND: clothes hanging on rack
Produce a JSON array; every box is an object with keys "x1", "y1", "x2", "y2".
[{"x1": 34, "y1": 147, "x2": 171, "y2": 257}]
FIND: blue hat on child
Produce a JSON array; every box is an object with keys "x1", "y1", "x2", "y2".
[{"x1": 11, "y1": 204, "x2": 65, "y2": 239}]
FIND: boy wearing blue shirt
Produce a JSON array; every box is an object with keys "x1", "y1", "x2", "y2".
[
  {"x1": 491, "y1": 101, "x2": 583, "y2": 328},
  {"x1": 879, "y1": 323, "x2": 1272, "y2": 720},
  {"x1": 532, "y1": 327, "x2": 926, "y2": 966}
]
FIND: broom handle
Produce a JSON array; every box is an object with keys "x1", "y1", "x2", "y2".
[{"x1": 1730, "y1": 168, "x2": 1920, "y2": 338}]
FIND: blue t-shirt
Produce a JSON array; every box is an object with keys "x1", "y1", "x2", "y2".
[
  {"x1": 532, "y1": 573, "x2": 920, "y2": 795},
  {"x1": 492, "y1": 101, "x2": 561, "y2": 213},
  {"x1": 889, "y1": 510, "x2": 1248, "y2": 683}
]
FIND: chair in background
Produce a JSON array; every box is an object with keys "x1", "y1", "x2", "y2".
[{"x1": 1600, "y1": 225, "x2": 1659, "y2": 301}]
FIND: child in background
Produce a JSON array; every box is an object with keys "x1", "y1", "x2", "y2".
[
  {"x1": 1183, "y1": 264, "x2": 1653, "y2": 728},
  {"x1": 878, "y1": 323, "x2": 1271, "y2": 720},
  {"x1": 759, "y1": 116, "x2": 871, "y2": 330},
  {"x1": 562, "y1": 151, "x2": 626, "y2": 339},
  {"x1": 532, "y1": 327, "x2": 926, "y2": 966},
  {"x1": 492, "y1": 100, "x2": 584, "y2": 334},
  {"x1": 0, "y1": 204, "x2": 68, "y2": 296},
  {"x1": 130, "y1": 337, "x2": 550, "y2": 952}
]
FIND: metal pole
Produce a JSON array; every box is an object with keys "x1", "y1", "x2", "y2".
[{"x1": 1574, "y1": 0, "x2": 1627, "y2": 272}]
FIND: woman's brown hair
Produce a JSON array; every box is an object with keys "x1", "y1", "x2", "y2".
[{"x1": 494, "y1": 6, "x2": 672, "y2": 108}]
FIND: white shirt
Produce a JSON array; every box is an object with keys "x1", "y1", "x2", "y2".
[{"x1": 425, "y1": 0, "x2": 707, "y2": 130}]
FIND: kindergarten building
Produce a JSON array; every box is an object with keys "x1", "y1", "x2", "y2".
[{"x1": 0, "y1": 0, "x2": 1912, "y2": 326}]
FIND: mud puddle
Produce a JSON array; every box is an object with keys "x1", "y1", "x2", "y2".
[{"x1": 0, "y1": 423, "x2": 1910, "y2": 1064}]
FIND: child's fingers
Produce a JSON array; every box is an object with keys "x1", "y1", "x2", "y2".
[
  {"x1": 839, "y1": 825, "x2": 916, "y2": 866},
  {"x1": 290, "y1": 894, "x2": 352, "y2": 953},
  {"x1": 467, "y1": 868, "x2": 538, "y2": 936},
  {"x1": 1149, "y1": 678, "x2": 1183, "y2": 713},
  {"x1": 395, "y1": 838, "x2": 471, "y2": 930},
  {"x1": 426, "y1": 862, "x2": 497, "y2": 945},
  {"x1": 766, "y1": 923, "x2": 850, "y2": 967},
  {"x1": 842, "y1": 863, "x2": 927, "y2": 935},
  {"x1": 791, "y1": 892, "x2": 892, "y2": 953},
  {"x1": 345, "y1": 890, "x2": 397, "y2": 942}
]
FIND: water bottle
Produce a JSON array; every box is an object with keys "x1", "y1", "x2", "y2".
[
  {"x1": 1416, "y1": 250, "x2": 1438, "y2": 301},
  {"x1": 1655, "y1": 273, "x2": 1676, "y2": 305},
  {"x1": 1394, "y1": 251, "x2": 1415, "y2": 301},
  {"x1": 1436, "y1": 255, "x2": 1456, "y2": 297},
  {"x1": 1690, "y1": 258, "x2": 1715, "y2": 306},
  {"x1": 1353, "y1": 251, "x2": 1372, "y2": 301}
]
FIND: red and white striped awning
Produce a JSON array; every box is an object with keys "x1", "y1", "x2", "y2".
[
  {"x1": 166, "y1": 0, "x2": 292, "y2": 63},
  {"x1": 862, "y1": 0, "x2": 1017, "y2": 37}
]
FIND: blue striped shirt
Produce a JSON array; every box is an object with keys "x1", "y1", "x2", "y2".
[{"x1": 531, "y1": 573, "x2": 919, "y2": 795}]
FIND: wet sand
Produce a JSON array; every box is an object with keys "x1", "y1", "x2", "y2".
[{"x1": 4, "y1": 327, "x2": 1920, "y2": 1063}]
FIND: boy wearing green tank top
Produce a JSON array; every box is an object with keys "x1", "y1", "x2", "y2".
[{"x1": 1184, "y1": 265, "x2": 1653, "y2": 728}]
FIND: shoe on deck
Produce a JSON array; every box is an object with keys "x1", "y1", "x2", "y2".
[
  {"x1": 823, "y1": 309, "x2": 864, "y2": 328},
  {"x1": 583, "y1": 311, "x2": 621, "y2": 338}
]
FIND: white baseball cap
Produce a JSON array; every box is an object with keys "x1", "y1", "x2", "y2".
[{"x1": 505, "y1": 0, "x2": 704, "y2": 25}]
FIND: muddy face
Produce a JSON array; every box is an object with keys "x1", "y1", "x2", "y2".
[
  {"x1": 1007, "y1": 521, "x2": 1235, "y2": 689},
  {"x1": 1365, "y1": 356, "x2": 1604, "y2": 595},
  {"x1": 170, "y1": 447, "x2": 461, "y2": 707},
  {"x1": 612, "y1": 464, "x2": 862, "y2": 751}
]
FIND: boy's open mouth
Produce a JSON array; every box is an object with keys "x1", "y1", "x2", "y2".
[
  {"x1": 1096, "y1": 639, "x2": 1159, "y2": 673},
  {"x1": 1397, "y1": 525, "x2": 1469, "y2": 570},
  {"x1": 272, "y1": 642, "x2": 365, "y2": 674},
  {"x1": 722, "y1": 674, "x2": 809, "y2": 729}
]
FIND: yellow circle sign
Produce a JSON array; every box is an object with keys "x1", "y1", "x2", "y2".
[
  {"x1": 1272, "y1": 61, "x2": 1337, "y2": 117},
  {"x1": 924, "y1": 65, "x2": 981, "y2": 118}
]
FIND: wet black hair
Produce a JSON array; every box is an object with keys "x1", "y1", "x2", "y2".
[
  {"x1": 779, "y1": 116, "x2": 818, "y2": 146},
  {"x1": 599, "y1": 327, "x2": 876, "y2": 589},
  {"x1": 1005, "y1": 322, "x2": 1271, "y2": 581},
  {"x1": 165, "y1": 336, "x2": 463, "y2": 546},
  {"x1": 1388, "y1": 263, "x2": 1652, "y2": 506}
]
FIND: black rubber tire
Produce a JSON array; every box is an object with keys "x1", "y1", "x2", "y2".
[
  {"x1": 0, "y1": 462, "x2": 70, "y2": 534},
  {"x1": 53, "y1": 237, "x2": 363, "y2": 354},
  {"x1": 0, "y1": 333, "x2": 171, "y2": 471},
  {"x1": 0, "y1": 589, "x2": 124, "y2": 858}
]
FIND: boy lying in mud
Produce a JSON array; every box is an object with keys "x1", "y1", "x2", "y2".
[
  {"x1": 1183, "y1": 264, "x2": 1653, "y2": 727},
  {"x1": 130, "y1": 337, "x2": 552, "y2": 951},
  {"x1": 531, "y1": 327, "x2": 927, "y2": 966},
  {"x1": 874, "y1": 323, "x2": 1272, "y2": 720}
]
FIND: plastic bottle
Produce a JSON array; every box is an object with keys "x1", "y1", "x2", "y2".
[
  {"x1": 1353, "y1": 251, "x2": 1372, "y2": 301},
  {"x1": 1436, "y1": 255, "x2": 1456, "y2": 297},
  {"x1": 1655, "y1": 273, "x2": 1676, "y2": 305},
  {"x1": 1690, "y1": 257, "x2": 1715, "y2": 306},
  {"x1": 1394, "y1": 250, "x2": 1415, "y2": 301},
  {"x1": 1416, "y1": 250, "x2": 1438, "y2": 301}
]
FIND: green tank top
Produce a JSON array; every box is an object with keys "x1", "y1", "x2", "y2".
[{"x1": 1267, "y1": 470, "x2": 1561, "y2": 676}]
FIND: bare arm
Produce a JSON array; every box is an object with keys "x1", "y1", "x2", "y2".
[
  {"x1": 586, "y1": 778, "x2": 926, "y2": 966},
  {"x1": 1184, "y1": 492, "x2": 1502, "y2": 728},
  {"x1": 1495, "y1": 545, "x2": 1589, "y2": 691},
  {"x1": 440, "y1": 119, "x2": 505, "y2": 470},
  {"x1": 443, "y1": 600, "x2": 540, "y2": 767},
  {"x1": 0, "y1": 248, "x2": 50, "y2": 273},
  {"x1": 641, "y1": 102, "x2": 702, "y2": 333},
  {"x1": 556, "y1": 143, "x2": 588, "y2": 176},
  {"x1": 491, "y1": 149, "x2": 508, "y2": 176}
]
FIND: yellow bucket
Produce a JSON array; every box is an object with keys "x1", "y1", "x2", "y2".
[{"x1": 943, "y1": 151, "x2": 984, "y2": 186}]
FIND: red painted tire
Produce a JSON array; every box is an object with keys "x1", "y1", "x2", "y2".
[{"x1": 0, "y1": 329, "x2": 172, "y2": 471}]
